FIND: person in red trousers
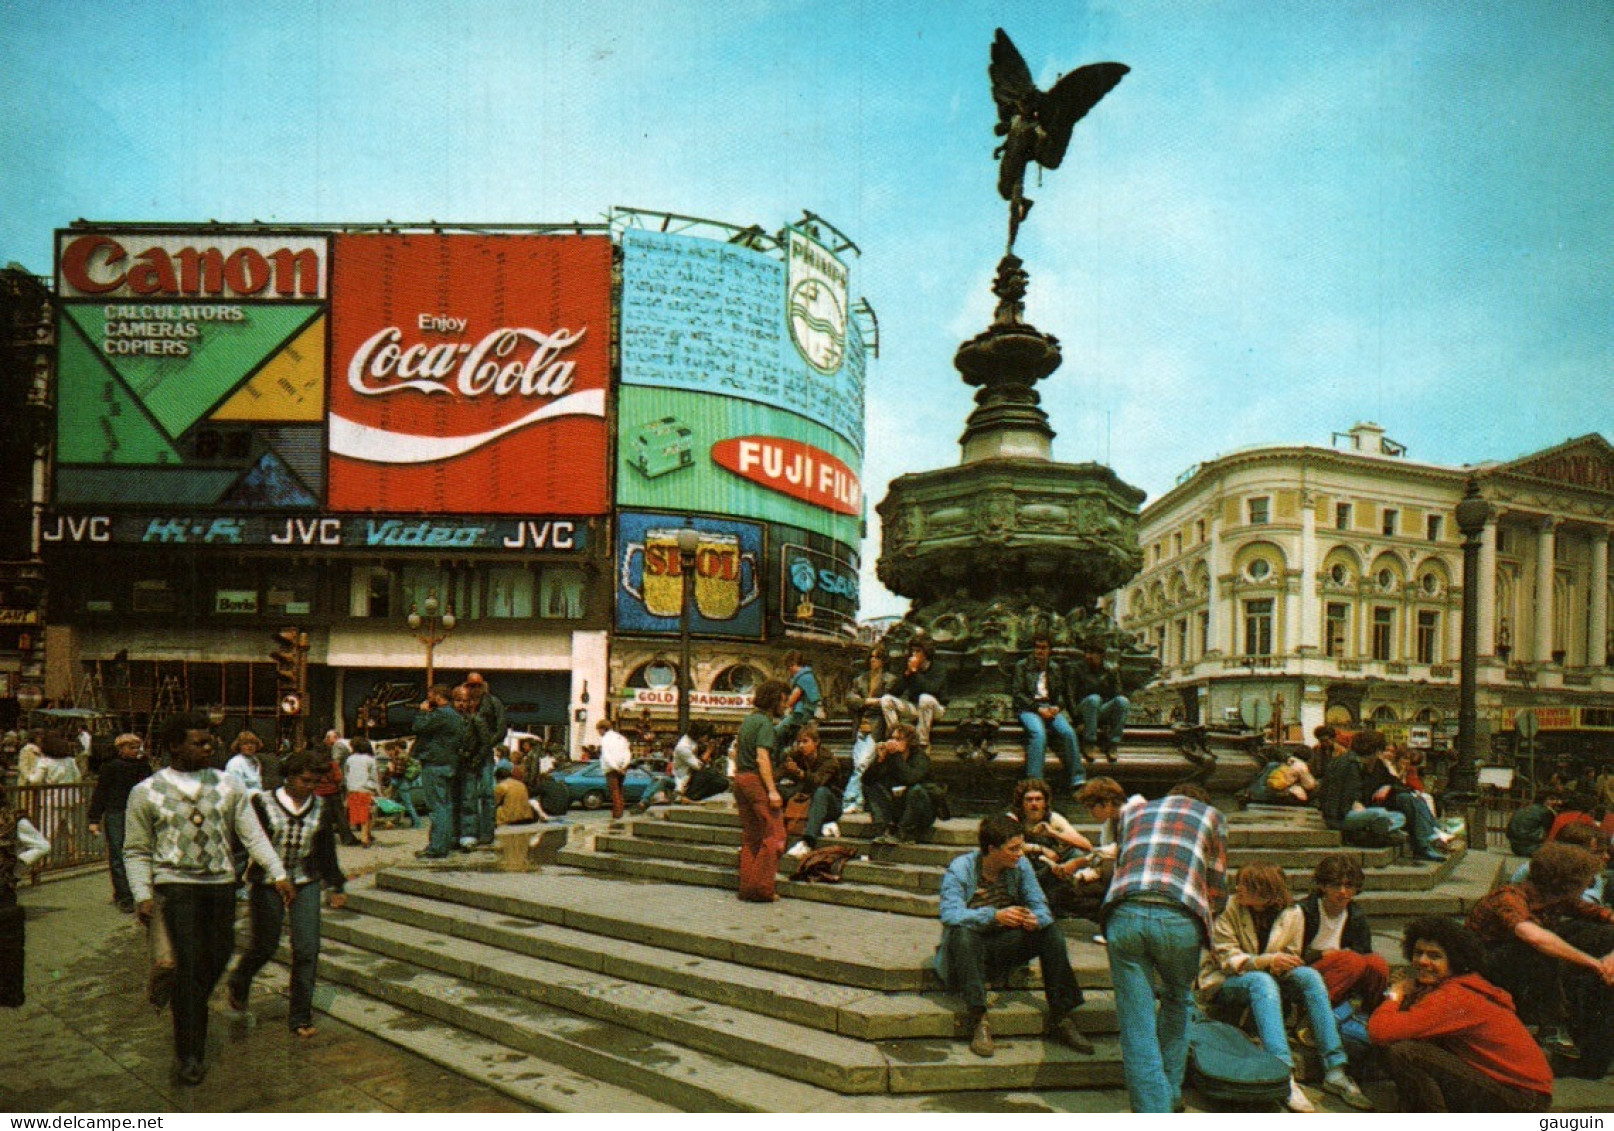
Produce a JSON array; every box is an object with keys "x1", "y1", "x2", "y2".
[
  {"x1": 1300, "y1": 853, "x2": 1389, "y2": 1008},
  {"x1": 732, "y1": 678, "x2": 789, "y2": 902}
]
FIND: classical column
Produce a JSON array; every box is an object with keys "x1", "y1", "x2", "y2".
[
  {"x1": 1298, "y1": 497, "x2": 1318, "y2": 650},
  {"x1": 1477, "y1": 516, "x2": 1498, "y2": 656},
  {"x1": 1591, "y1": 529, "x2": 1610, "y2": 668},
  {"x1": 1534, "y1": 518, "x2": 1558, "y2": 662},
  {"x1": 1205, "y1": 512, "x2": 1221, "y2": 654}
]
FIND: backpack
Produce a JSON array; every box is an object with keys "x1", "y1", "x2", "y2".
[
  {"x1": 1340, "y1": 812, "x2": 1402, "y2": 848},
  {"x1": 537, "y1": 777, "x2": 571, "y2": 817},
  {"x1": 1186, "y1": 1013, "x2": 1292, "y2": 1106}
]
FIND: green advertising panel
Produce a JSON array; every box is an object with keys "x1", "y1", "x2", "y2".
[{"x1": 617, "y1": 386, "x2": 861, "y2": 545}]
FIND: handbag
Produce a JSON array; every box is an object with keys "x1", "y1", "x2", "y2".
[{"x1": 783, "y1": 791, "x2": 813, "y2": 836}]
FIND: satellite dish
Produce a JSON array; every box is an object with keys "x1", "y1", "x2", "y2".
[{"x1": 1239, "y1": 695, "x2": 1272, "y2": 731}]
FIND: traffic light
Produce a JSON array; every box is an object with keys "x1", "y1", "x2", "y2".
[{"x1": 271, "y1": 627, "x2": 300, "y2": 694}]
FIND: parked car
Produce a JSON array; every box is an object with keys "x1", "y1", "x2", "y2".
[{"x1": 555, "y1": 759, "x2": 664, "y2": 810}]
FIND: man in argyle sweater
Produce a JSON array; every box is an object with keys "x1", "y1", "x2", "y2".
[{"x1": 124, "y1": 712, "x2": 292, "y2": 1086}]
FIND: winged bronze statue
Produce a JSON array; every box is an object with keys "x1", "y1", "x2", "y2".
[{"x1": 990, "y1": 28, "x2": 1128, "y2": 249}]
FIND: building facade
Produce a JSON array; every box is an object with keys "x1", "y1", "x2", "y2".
[
  {"x1": 36, "y1": 212, "x2": 872, "y2": 755},
  {"x1": 0, "y1": 267, "x2": 53, "y2": 729},
  {"x1": 1117, "y1": 423, "x2": 1614, "y2": 766}
]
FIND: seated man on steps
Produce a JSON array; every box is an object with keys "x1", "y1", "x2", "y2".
[{"x1": 936, "y1": 813, "x2": 1094, "y2": 1059}]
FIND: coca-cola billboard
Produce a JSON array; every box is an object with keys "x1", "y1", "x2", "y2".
[{"x1": 327, "y1": 234, "x2": 611, "y2": 514}]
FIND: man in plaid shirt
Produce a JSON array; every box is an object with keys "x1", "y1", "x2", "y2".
[{"x1": 1101, "y1": 783, "x2": 1228, "y2": 1112}]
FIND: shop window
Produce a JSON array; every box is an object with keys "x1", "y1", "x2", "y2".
[
  {"x1": 486, "y1": 567, "x2": 534, "y2": 619},
  {"x1": 133, "y1": 579, "x2": 176, "y2": 614},
  {"x1": 1371, "y1": 704, "x2": 1400, "y2": 725},
  {"x1": 350, "y1": 567, "x2": 391, "y2": 618},
  {"x1": 539, "y1": 567, "x2": 586, "y2": 619},
  {"x1": 712, "y1": 665, "x2": 760, "y2": 694},
  {"x1": 266, "y1": 575, "x2": 315, "y2": 617},
  {"x1": 628, "y1": 659, "x2": 677, "y2": 689}
]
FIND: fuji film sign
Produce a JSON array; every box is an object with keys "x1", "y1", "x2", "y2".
[{"x1": 710, "y1": 436, "x2": 860, "y2": 516}]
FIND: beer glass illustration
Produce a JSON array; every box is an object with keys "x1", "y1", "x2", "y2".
[
  {"x1": 620, "y1": 526, "x2": 758, "y2": 623},
  {"x1": 620, "y1": 528, "x2": 687, "y2": 618},
  {"x1": 693, "y1": 530, "x2": 759, "y2": 620}
]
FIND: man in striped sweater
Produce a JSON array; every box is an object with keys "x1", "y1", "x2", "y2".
[{"x1": 124, "y1": 712, "x2": 292, "y2": 1086}]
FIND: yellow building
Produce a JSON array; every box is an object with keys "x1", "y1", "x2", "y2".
[{"x1": 1116, "y1": 424, "x2": 1614, "y2": 763}]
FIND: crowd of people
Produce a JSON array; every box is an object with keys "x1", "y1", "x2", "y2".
[{"x1": 8, "y1": 639, "x2": 1614, "y2": 1113}]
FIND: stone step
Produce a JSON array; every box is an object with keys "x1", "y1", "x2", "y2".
[
  {"x1": 652, "y1": 803, "x2": 1349, "y2": 849},
  {"x1": 338, "y1": 886, "x2": 1121, "y2": 1040},
  {"x1": 312, "y1": 936, "x2": 848, "y2": 1111},
  {"x1": 372, "y1": 865, "x2": 1117, "y2": 991},
  {"x1": 597, "y1": 830, "x2": 1457, "y2": 897},
  {"x1": 315, "y1": 923, "x2": 1128, "y2": 1099},
  {"x1": 320, "y1": 911, "x2": 896, "y2": 1095},
  {"x1": 376, "y1": 866, "x2": 931, "y2": 991},
  {"x1": 269, "y1": 951, "x2": 676, "y2": 1112},
  {"x1": 595, "y1": 833, "x2": 940, "y2": 891},
  {"x1": 555, "y1": 845, "x2": 944, "y2": 917}
]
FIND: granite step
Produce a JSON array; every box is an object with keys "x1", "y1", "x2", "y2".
[
  {"x1": 320, "y1": 911, "x2": 894, "y2": 1095},
  {"x1": 372, "y1": 866, "x2": 1116, "y2": 990},
  {"x1": 312, "y1": 936, "x2": 848, "y2": 1111},
  {"x1": 595, "y1": 833, "x2": 943, "y2": 891},
  {"x1": 555, "y1": 845, "x2": 944, "y2": 917},
  {"x1": 342, "y1": 883, "x2": 1120, "y2": 1035},
  {"x1": 316, "y1": 904, "x2": 1129, "y2": 1097},
  {"x1": 610, "y1": 824, "x2": 1451, "y2": 893},
  {"x1": 651, "y1": 803, "x2": 1350, "y2": 849},
  {"x1": 268, "y1": 949, "x2": 677, "y2": 1112}
]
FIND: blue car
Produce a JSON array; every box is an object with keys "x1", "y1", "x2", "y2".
[{"x1": 556, "y1": 760, "x2": 670, "y2": 810}]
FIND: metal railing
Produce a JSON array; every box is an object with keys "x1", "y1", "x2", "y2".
[{"x1": 10, "y1": 782, "x2": 106, "y2": 879}]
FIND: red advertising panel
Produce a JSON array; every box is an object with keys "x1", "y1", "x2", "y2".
[{"x1": 327, "y1": 234, "x2": 611, "y2": 514}]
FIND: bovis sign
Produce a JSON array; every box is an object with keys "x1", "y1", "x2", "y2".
[
  {"x1": 710, "y1": 436, "x2": 861, "y2": 516},
  {"x1": 326, "y1": 234, "x2": 612, "y2": 515},
  {"x1": 57, "y1": 232, "x2": 327, "y2": 300}
]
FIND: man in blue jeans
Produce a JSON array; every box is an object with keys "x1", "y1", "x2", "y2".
[
  {"x1": 1069, "y1": 642, "x2": 1129, "y2": 762},
  {"x1": 1009, "y1": 633, "x2": 1083, "y2": 793},
  {"x1": 937, "y1": 814, "x2": 1094, "y2": 1059},
  {"x1": 1100, "y1": 783, "x2": 1227, "y2": 1113},
  {"x1": 412, "y1": 684, "x2": 466, "y2": 859}
]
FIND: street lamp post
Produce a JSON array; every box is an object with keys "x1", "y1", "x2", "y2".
[
  {"x1": 407, "y1": 590, "x2": 456, "y2": 689},
  {"x1": 1451, "y1": 478, "x2": 1493, "y2": 796},
  {"x1": 675, "y1": 525, "x2": 701, "y2": 738}
]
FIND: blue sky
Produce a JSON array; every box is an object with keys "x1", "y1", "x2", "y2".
[{"x1": 4, "y1": 0, "x2": 1610, "y2": 617}]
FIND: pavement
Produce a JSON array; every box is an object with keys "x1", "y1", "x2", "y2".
[
  {"x1": 5, "y1": 810, "x2": 1614, "y2": 1113},
  {"x1": 1, "y1": 820, "x2": 533, "y2": 1113}
]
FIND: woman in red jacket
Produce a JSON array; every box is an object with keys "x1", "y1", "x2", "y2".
[{"x1": 1367, "y1": 915, "x2": 1553, "y2": 1112}]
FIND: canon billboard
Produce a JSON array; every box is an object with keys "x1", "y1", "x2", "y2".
[{"x1": 54, "y1": 229, "x2": 331, "y2": 509}]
